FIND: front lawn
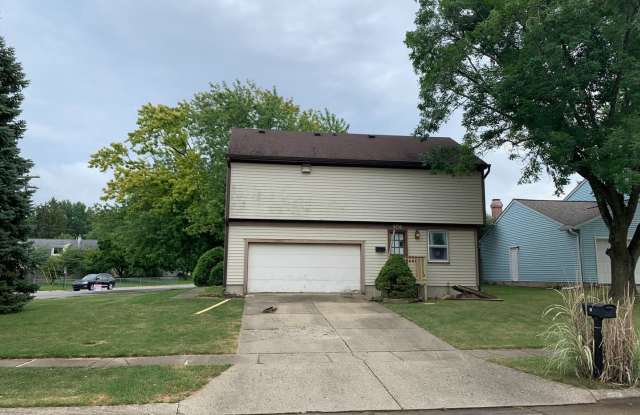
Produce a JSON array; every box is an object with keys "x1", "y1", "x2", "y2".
[
  {"x1": 387, "y1": 285, "x2": 640, "y2": 349},
  {"x1": 0, "y1": 365, "x2": 227, "y2": 407},
  {"x1": 0, "y1": 289, "x2": 243, "y2": 358}
]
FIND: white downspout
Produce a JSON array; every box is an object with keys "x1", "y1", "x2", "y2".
[{"x1": 567, "y1": 228, "x2": 583, "y2": 284}]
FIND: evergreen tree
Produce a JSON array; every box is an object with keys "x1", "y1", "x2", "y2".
[{"x1": 0, "y1": 36, "x2": 37, "y2": 313}]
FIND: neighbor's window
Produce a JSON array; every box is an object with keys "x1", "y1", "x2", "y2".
[
  {"x1": 428, "y1": 231, "x2": 449, "y2": 262},
  {"x1": 389, "y1": 231, "x2": 405, "y2": 256},
  {"x1": 52, "y1": 247, "x2": 64, "y2": 255}
]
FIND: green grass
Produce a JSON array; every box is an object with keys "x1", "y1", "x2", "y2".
[
  {"x1": 387, "y1": 286, "x2": 640, "y2": 349},
  {"x1": 0, "y1": 289, "x2": 243, "y2": 358},
  {"x1": 36, "y1": 278, "x2": 192, "y2": 291},
  {"x1": 0, "y1": 365, "x2": 227, "y2": 407},
  {"x1": 386, "y1": 286, "x2": 558, "y2": 349},
  {"x1": 490, "y1": 356, "x2": 617, "y2": 389}
]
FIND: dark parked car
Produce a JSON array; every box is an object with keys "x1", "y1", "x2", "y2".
[{"x1": 72, "y1": 273, "x2": 115, "y2": 291}]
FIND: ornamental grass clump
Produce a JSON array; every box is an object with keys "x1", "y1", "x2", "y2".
[{"x1": 543, "y1": 285, "x2": 640, "y2": 386}]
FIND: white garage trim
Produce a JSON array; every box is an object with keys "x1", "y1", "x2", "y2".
[{"x1": 243, "y1": 239, "x2": 365, "y2": 294}]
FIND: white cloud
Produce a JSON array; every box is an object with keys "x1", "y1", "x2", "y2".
[
  {"x1": 30, "y1": 162, "x2": 109, "y2": 205},
  {"x1": 4, "y1": 0, "x2": 582, "y2": 207}
]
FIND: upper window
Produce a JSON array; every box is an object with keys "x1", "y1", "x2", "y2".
[
  {"x1": 428, "y1": 231, "x2": 449, "y2": 262},
  {"x1": 389, "y1": 230, "x2": 406, "y2": 256}
]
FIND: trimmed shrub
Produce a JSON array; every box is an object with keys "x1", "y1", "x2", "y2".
[
  {"x1": 209, "y1": 262, "x2": 224, "y2": 286},
  {"x1": 193, "y1": 247, "x2": 224, "y2": 287},
  {"x1": 375, "y1": 255, "x2": 416, "y2": 298}
]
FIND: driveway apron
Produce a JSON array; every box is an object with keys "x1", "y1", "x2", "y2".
[{"x1": 179, "y1": 294, "x2": 595, "y2": 414}]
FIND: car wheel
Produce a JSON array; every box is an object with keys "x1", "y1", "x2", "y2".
[
  {"x1": 108, "y1": 283, "x2": 113, "y2": 290},
  {"x1": 87, "y1": 284, "x2": 93, "y2": 291},
  {"x1": 73, "y1": 288, "x2": 80, "y2": 292}
]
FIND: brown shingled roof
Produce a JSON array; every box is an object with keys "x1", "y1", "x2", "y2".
[
  {"x1": 516, "y1": 199, "x2": 601, "y2": 227},
  {"x1": 228, "y1": 128, "x2": 489, "y2": 169}
]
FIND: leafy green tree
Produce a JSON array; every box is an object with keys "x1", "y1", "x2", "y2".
[
  {"x1": 89, "y1": 80, "x2": 348, "y2": 273},
  {"x1": 406, "y1": 0, "x2": 640, "y2": 299},
  {"x1": 60, "y1": 248, "x2": 89, "y2": 278},
  {"x1": 27, "y1": 198, "x2": 94, "y2": 238},
  {"x1": 89, "y1": 205, "x2": 139, "y2": 277},
  {"x1": 0, "y1": 36, "x2": 37, "y2": 313},
  {"x1": 41, "y1": 255, "x2": 63, "y2": 284}
]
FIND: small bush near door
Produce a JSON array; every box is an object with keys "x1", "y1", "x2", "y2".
[
  {"x1": 375, "y1": 255, "x2": 416, "y2": 298},
  {"x1": 193, "y1": 247, "x2": 224, "y2": 287}
]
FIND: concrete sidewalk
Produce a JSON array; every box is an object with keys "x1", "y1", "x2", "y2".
[
  {"x1": 177, "y1": 294, "x2": 596, "y2": 414},
  {"x1": 2, "y1": 397, "x2": 640, "y2": 415},
  {"x1": 0, "y1": 348, "x2": 545, "y2": 368}
]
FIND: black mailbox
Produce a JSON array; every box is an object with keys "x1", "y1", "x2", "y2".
[
  {"x1": 582, "y1": 302, "x2": 617, "y2": 378},
  {"x1": 375, "y1": 246, "x2": 386, "y2": 253},
  {"x1": 582, "y1": 303, "x2": 617, "y2": 319}
]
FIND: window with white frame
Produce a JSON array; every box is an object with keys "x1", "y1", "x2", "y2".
[
  {"x1": 389, "y1": 230, "x2": 406, "y2": 255},
  {"x1": 428, "y1": 231, "x2": 449, "y2": 262}
]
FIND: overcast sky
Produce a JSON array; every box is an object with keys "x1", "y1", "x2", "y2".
[{"x1": 2, "y1": 0, "x2": 579, "y2": 209}]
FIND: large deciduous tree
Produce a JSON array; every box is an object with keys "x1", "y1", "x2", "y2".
[
  {"x1": 0, "y1": 36, "x2": 37, "y2": 313},
  {"x1": 406, "y1": 0, "x2": 640, "y2": 299},
  {"x1": 90, "y1": 80, "x2": 348, "y2": 273},
  {"x1": 27, "y1": 198, "x2": 94, "y2": 238}
]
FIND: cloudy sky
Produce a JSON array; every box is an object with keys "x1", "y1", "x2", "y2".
[{"x1": 2, "y1": 0, "x2": 579, "y2": 208}]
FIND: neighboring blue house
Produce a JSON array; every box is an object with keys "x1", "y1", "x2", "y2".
[{"x1": 479, "y1": 181, "x2": 640, "y2": 285}]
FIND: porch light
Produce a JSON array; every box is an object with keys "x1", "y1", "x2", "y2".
[
  {"x1": 301, "y1": 164, "x2": 312, "y2": 174},
  {"x1": 415, "y1": 230, "x2": 421, "y2": 239}
]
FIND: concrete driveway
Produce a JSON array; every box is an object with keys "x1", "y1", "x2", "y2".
[{"x1": 180, "y1": 294, "x2": 595, "y2": 415}]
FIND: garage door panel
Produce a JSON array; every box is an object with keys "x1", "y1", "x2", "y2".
[{"x1": 248, "y1": 243, "x2": 361, "y2": 293}]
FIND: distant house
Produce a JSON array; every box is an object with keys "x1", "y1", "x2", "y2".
[
  {"x1": 30, "y1": 236, "x2": 98, "y2": 256},
  {"x1": 479, "y1": 181, "x2": 640, "y2": 285}
]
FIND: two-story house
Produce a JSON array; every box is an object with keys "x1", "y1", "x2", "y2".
[
  {"x1": 224, "y1": 128, "x2": 489, "y2": 298},
  {"x1": 479, "y1": 180, "x2": 640, "y2": 285}
]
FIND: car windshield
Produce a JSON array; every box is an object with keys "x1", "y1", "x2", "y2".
[{"x1": 81, "y1": 274, "x2": 97, "y2": 281}]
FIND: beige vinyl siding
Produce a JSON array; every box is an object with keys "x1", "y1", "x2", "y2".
[
  {"x1": 229, "y1": 162, "x2": 483, "y2": 224},
  {"x1": 227, "y1": 224, "x2": 478, "y2": 288},
  {"x1": 407, "y1": 228, "x2": 478, "y2": 287}
]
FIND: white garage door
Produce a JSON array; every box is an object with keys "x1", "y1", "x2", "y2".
[
  {"x1": 595, "y1": 238, "x2": 640, "y2": 284},
  {"x1": 247, "y1": 243, "x2": 361, "y2": 293}
]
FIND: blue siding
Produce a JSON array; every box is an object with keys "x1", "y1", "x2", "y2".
[
  {"x1": 565, "y1": 181, "x2": 594, "y2": 201},
  {"x1": 578, "y1": 209, "x2": 640, "y2": 283},
  {"x1": 480, "y1": 201, "x2": 579, "y2": 283}
]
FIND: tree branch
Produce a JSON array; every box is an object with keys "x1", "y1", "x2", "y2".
[{"x1": 578, "y1": 169, "x2": 614, "y2": 230}]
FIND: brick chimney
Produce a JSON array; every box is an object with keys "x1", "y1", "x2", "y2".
[{"x1": 490, "y1": 199, "x2": 503, "y2": 220}]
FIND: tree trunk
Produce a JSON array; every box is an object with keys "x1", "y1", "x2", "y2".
[{"x1": 608, "y1": 232, "x2": 636, "y2": 300}]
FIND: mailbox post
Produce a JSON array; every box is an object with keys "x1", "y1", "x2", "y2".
[{"x1": 582, "y1": 303, "x2": 617, "y2": 378}]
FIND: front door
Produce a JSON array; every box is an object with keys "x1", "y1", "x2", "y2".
[{"x1": 509, "y1": 247, "x2": 520, "y2": 281}]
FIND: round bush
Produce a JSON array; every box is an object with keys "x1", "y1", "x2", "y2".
[
  {"x1": 208, "y1": 262, "x2": 224, "y2": 286},
  {"x1": 375, "y1": 255, "x2": 416, "y2": 298},
  {"x1": 193, "y1": 247, "x2": 224, "y2": 287}
]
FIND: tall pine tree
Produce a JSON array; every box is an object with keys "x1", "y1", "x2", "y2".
[{"x1": 0, "y1": 36, "x2": 37, "y2": 313}]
